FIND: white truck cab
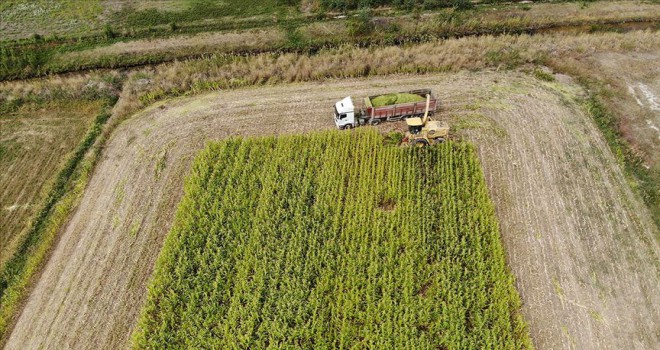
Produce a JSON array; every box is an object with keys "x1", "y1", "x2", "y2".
[{"x1": 334, "y1": 96, "x2": 356, "y2": 129}]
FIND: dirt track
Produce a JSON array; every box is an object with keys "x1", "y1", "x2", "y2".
[{"x1": 5, "y1": 71, "x2": 659, "y2": 349}]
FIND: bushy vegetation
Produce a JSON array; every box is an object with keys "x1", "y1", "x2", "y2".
[
  {"x1": 133, "y1": 130, "x2": 531, "y2": 349},
  {"x1": 0, "y1": 45, "x2": 52, "y2": 79}
]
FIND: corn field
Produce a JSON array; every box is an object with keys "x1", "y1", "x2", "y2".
[{"x1": 133, "y1": 129, "x2": 531, "y2": 349}]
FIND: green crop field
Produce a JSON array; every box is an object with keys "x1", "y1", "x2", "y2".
[{"x1": 132, "y1": 130, "x2": 530, "y2": 349}]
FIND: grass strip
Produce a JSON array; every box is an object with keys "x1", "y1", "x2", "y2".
[{"x1": 583, "y1": 94, "x2": 659, "y2": 228}]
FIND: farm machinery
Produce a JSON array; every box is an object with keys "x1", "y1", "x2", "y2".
[{"x1": 333, "y1": 89, "x2": 449, "y2": 146}]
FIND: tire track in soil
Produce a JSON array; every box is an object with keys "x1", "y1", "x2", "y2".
[{"x1": 4, "y1": 71, "x2": 659, "y2": 349}]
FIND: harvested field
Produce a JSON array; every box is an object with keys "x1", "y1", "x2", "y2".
[
  {"x1": 548, "y1": 48, "x2": 660, "y2": 226},
  {"x1": 0, "y1": 99, "x2": 105, "y2": 267},
  {"x1": 4, "y1": 71, "x2": 658, "y2": 349}
]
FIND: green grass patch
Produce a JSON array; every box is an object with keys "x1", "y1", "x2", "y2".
[
  {"x1": 0, "y1": 0, "x2": 102, "y2": 38},
  {"x1": 533, "y1": 68, "x2": 555, "y2": 82},
  {"x1": 133, "y1": 129, "x2": 531, "y2": 349}
]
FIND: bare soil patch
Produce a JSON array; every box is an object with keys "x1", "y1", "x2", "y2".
[{"x1": 4, "y1": 71, "x2": 658, "y2": 349}]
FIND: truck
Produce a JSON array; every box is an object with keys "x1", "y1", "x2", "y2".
[{"x1": 333, "y1": 89, "x2": 438, "y2": 130}]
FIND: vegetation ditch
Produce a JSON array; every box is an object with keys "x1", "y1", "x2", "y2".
[{"x1": 1, "y1": 2, "x2": 657, "y2": 81}]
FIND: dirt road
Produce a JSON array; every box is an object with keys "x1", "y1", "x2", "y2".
[{"x1": 5, "y1": 71, "x2": 658, "y2": 349}]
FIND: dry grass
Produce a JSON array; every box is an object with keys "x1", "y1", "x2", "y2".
[
  {"x1": 0, "y1": 99, "x2": 106, "y2": 267},
  {"x1": 0, "y1": 71, "x2": 121, "y2": 104}
]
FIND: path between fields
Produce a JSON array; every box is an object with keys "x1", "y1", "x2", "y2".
[{"x1": 5, "y1": 71, "x2": 659, "y2": 349}]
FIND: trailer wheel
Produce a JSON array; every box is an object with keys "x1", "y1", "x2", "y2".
[{"x1": 370, "y1": 119, "x2": 381, "y2": 126}]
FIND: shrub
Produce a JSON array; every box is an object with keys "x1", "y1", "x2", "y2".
[
  {"x1": 347, "y1": 7, "x2": 373, "y2": 36},
  {"x1": 104, "y1": 25, "x2": 117, "y2": 39}
]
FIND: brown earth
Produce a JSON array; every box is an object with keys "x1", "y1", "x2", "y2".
[{"x1": 4, "y1": 71, "x2": 659, "y2": 349}]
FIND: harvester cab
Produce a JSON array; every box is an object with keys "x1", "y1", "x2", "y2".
[
  {"x1": 406, "y1": 118, "x2": 423, "y2": 135},
  {"x1": 404, "y1": 94, "x2": 449, "y2": 147}
]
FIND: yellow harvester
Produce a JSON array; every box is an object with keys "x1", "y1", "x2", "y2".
[{"x1": 403, "y1": 94, "x2": 449, "y2": 147}]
